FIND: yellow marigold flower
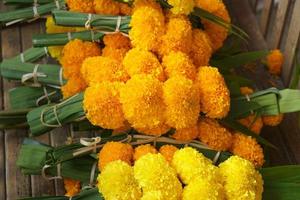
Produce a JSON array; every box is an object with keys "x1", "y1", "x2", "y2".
[
  {"x1": 120, "y1": 74, "x2": 166, "y2": 130},
  {"x1": 48, "y1": 46, "x2": 64, "y2": 60},
  {"x1": 240, "y1": 86, "x2": 254, "y2": 95},
  {"x1": 112, "y1": 121, "x2": 132, "y2": 135},
  {"x1": 64, "y1": 178, "x2": 81, "y2": 197},
  {"x1": 197, "y1": 66, "x2": 230, "y2": 118},
  {"x1": 262, "y1": 114, "x2": 284, "y2": 126},
  {"x1": 172, "y1": 126, "x2": 199, "y2": 141},
  {"x1": 102, "y1": 47, "x2": 129, "y2": 63},
  {"x1": 239, "y1": 115, "x2": 263, "y2": 135},
  {"x1": 66, "y1": 0, "x2": 94, "y2": 13},
  {"x1": 134, "y1": 153, "x2": 182, "y2": 200},
  {"x1": 194, "y1": 0, "x2": 223, "y2": 13},
  {"x1": 61, "y1": 39, "x2": 101, "y2": 79},
  {"x1": 135, "y1": 124, "x2": 171, "y2": 136},
  {"x1": 183, "y1": 176, "x2": 225, "y2": 200},
  {"x1": 163, "y1": 76, "x2": 200, "y2": 129},
  {"x1": 98, "y1": 160, "x2": 142, "y2": 200},
  {"x1": 83, "y1": 82, "x2": 126, "y2": 130},
  {"x1": 93, "y1": 0, "x2": 120, "y2": 15},
  {"x1": 134, "y1": 144, "x2": 158, "y2": 161},
  {"x1": 168, "y1": 0, "x2": 195, "y2": 15},
  {"x1": 172, "y1": 147, "x2": 220, "y2": 184},
  {"x1": 61, "y1": 75, "x2": 87, "y2": 99},
  {"x1": 46, "y1": 16, "x2": 75, "y2": 34},
  {"x1": 98, "y1": 142, "x2": 134, "y2": 170},
  {"x1": 103, "y1": 33, "x2": 131, "y2": 49},
  {"x1": 81, "y1": 56, "x2": 129, "y2": 86},
  {"x1": 162, "y1": 51, "x2": 197, "y2": 80},
  {"x1": 230, "y1": 133, "x2": 265, "y2": 167},
  {"x1": 219, "y1": 156, "x2": 263, "y2": 200},
  {"x1": 141, "y1": 191, "x2": 163, "y2": 200},
  {"x1": 202, "y1": 3, "x2": 231, "y2": 51},
  {"x1": 129, "y1": 6, "x2": 165, "y2": 51},
  {"x1": 198, "y1": 118, "x2": 232, "y2": 151},
  {"x1": 123, "y1": 48, "x2": 165, "y2": 81},
  {"x1": 190, "y1": 29, "x2": 213, "y2": 67},
  {"x1": 159, "y1": 15, "x2": 192, "y2": 57},
  {"x1": 159, "y1": 145, "x2": 178, "y2": 163},
  {"x1": 266, "y1": 49, "x2": 284, "y2": 75}
]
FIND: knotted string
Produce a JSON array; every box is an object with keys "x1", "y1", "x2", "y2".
[
  {"x1": 245, "y1": 94, "x2": 254, "y2": 114},
  {"x1": 42, "y1": 163, "x2": 62, "y2": 180},
  {"x1": 213, "y1": 151, "x2": 221, "y2": 164},
  {"x1": 35, "y1": 87, "x2": 57, "y2": 106},
  {"x1": 21, "y1": 64, "x2": 47, "y2": 87}
]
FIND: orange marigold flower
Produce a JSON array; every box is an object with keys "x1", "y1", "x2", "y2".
[
  {"x1": 262, "y1": 114, "x2": 284, "y2": 126},
  {"x1": 159, "y1": 15, "x2": 192, "y2": 57},
  {"x1": 93, "y1": 0, "x2": 120, "y2": 15},
  {"x1": 163, "y1": 76, "x2": 200, "y2": 129},
  {"x1": 60, "y1": 39, "x2": 101, "y2": 79},
  {"x1": 81, "y1": 56, "x2": 129, "y2": 86},
  {"x1": 98, "y1": 142, "x2": 134, "y2": 170},
  {"x1": 190, "y1": 29, "x2": 213, "y2": 67},
  {"x1": 129, "y1": 6, "x2": 165, "y2": 51},
  {"x1": 159, "y1": 145, "x2": 178, "y2": 163},
  {"x1": 240, "y1": 86, "x2": 254, "y2": 95},
  {"x1": 230, "y1": 133, "x2": 265, "y2": 167},
  {"x1": 136, "y1": 124, "x2": 171, "y2": 136},
  {"x1": 120, "y1": 3, "x2": 133, "y2": 15},
  {"x1": 66, "y1": 0, "x2": 94, "y2": 13},
  {"x1": 197, "y1": 66, "x2": 230, "y2": 118},
  {"x1": 162, "y1": 51, "x2": 197, "y2": 80},
  {"x1": 61, "y1": 75, "x2": 87, "y2": 99},
  {"x1": 198, "y1": 118, "x2": 232, "y2": 151},
  {"x1": 202, "y1": 3, "x2": 231, "y2": 51},
  {"x1": 239, "y1": 115, "x2": 263, "y2": 135},
  {"x1": 266, "y1": 49, "x2": 284, "y2": 75},
  {"x1": 103, "y1": 33, "x2": 131, "y2": 49},
  {"x1": 102, "y1": 47, "x2": 129, "y2": 63},
  {"x1": 123, "y1": 48, "x2": 165, "y2": 81},
  {"x1": 168, "y1": 0, "x2": 195, "y2": 15},
  {"x1": 172, "y1": 126, "x2": 199, "y2": 141},
  {"x1": 194, "y1": 0, "x2": 223, "y2": 13},
  {"x1": 120, "y1": 74, "x2": 166, "y2": 131},
  {"x1": 134, "y1": 144, "x2": 158, "y2": 161},
  {"x1": 83, "y1": 82, "x2": 126, "y2": 129},
  {"x1": 133, "y1": 0, "x2": 162, "y2": 11},
  {"x1": 64, "y1": 178, "x2": 81, "y2": 197}
]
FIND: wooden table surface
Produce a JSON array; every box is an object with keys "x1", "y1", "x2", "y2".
[{"x1": 1, "y1": 0, "x2": 300, "y2": 199}]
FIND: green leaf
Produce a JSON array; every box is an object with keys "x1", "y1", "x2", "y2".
[{"x1": 260, "y1": 165, "x2": 300, "y2": 183}]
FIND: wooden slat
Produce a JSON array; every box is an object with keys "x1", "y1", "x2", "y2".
[
  {"x1": 282, "y1": 0, "x2": 300, "y2": 86},
  {"x1": 225, "y1": 0, "x2": 300, "y2": 165},
  {"x1": 259, "y1": 0, "x2": 273, "y2": 37},
  {"x1": 249, "y1": 0, "x2": 258, "y2": 13},
  {"x1": 0, "y1": 4, "x2": 33, "y2": 199},
  {"x1": 267, "y1": 0, "x2": 289, "y2": 49},
  {"x1": 19, "y1": 21, "x2": 56, "y2": 196}
]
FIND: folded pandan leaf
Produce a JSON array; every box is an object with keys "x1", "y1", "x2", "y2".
[
  {"x1": 0, "y1": 0, "x2": 65, "y2": 26},
  {"x1": 4, "y1": 0, "x2": 53, "y2": 5},
  {"x1": 10, "y1": 47, "x2": 49, "y2": 63},
  {"x1": 33, "y1": 30, "x2": 105, "y2": 47},
  {"x1": 0, "y1": 60, "x2": 65, "y2": 87},
  {"x1": 17, "y1": 135, "x2": 231, "y2": 182},
  {"x1": 9, "y1": 86, "x2": 62, "y2": 109}
]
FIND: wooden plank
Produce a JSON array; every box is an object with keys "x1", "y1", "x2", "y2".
[
  {"x1": 1, "y1": 26, "x2": 32, "y2": 200},
  {"x1": 267, "y1": 0, "x2": 289, "y2": 49},
  {"x1": 249, "y1": 0, "x2": 258, "y2": 13},
  {"x1": 19, "y1": 20, "x2": 56, "y2": 196},
  {"x1": 282, "y1": 0, "x2": 300, "y2": 86},
  {"x1": 224, "y1": 0, "x2": 300, "y2": 165},
  {"x1": 259, "y1": 0, "x2": 273, "y2": 37}
]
